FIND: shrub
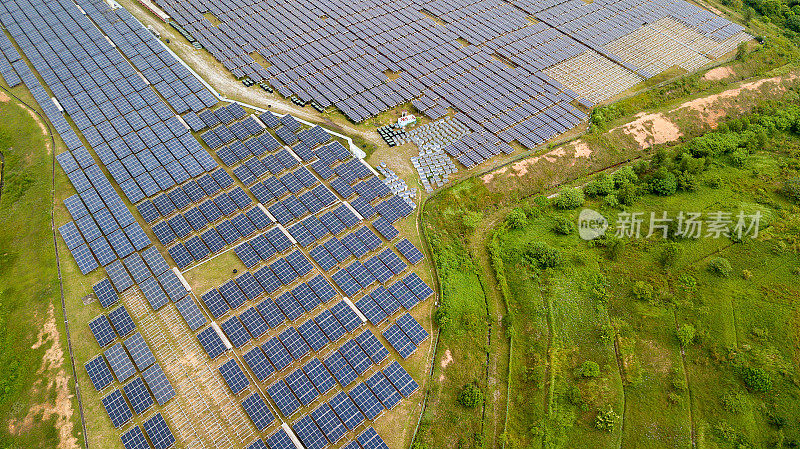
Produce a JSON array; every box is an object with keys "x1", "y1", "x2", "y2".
[
  {"x1": 741, "y1": 367, "x2": 772, "y2": 392},
  {"x1": 730, "y1": 149, "x2": 748, "y2": 167},
  {"x1": 721, "y1": 391, "x2": 747, "y2": 413},
  {"x1": 594, "y1": 408, "x2": 620, "y2": 432},
  {"x1": 617, "y1": 182, "x2": 640, "y2": 205},
  {"x1": 613, "y1": 166, "x2": 638, "y2": 187},
  {"x1": 524, "y1": 242, "x2": 563, "y2": 268},
  {"x1": 603, "y1": 193, "x2": 619, "y2": 208},
  {"x1": 552, "y1": 216, "x2": 575, "y2": 235},
  {"x1": 506, "y1": 208, "x2": 528, "y2": 229},
  {"x1": 458, "y1": 383, "x2": 484, "y2": 408},
  {"x1": 434, "y1": 306, "x2": 452, "y2": 330},
  {"x1": 579, "y1": 361, "x2": 600, "y2": 378},
  {"x1": 658, "y1": 242, "x2": 680, "y2": 267},
  {"x1": 708, "y1": 257, "x2": 733, "y2": 277},
  {"x1": 631, "y1": 280, "x2": 654, "y2": 301},
  {"x1": 585, "y1": 173, "x2": 615, "y2": 197},
  {"x1": 553, "y1": 187, "x2": 584, "y2": 210},
  {"x1": 649, "y1": 169, "x2": 678, "y2": 196},
  {"x1": 677, "y1": 324, "x2": 696, "y2": 347}
]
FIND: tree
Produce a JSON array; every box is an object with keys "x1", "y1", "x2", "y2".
[
  {"x1": 524, "y1": 242, "x2": 563, "y2": 268},
  {"x1": 708, "y1": 257, "x2": 733, "y2": 277},
  {"x1": 677, "y1": 324, "x2": 696, "y2": 347},
  {"x1": 585, "y1": 173, "x2": 615, "y2": 197},
  {"x1": 579, "y1": 361, "x2": 600, "y2": 378},
  {"x1": 613, "y1": 166, "x2": 639, "y2": 187},
  {"x1": 649, "y1": 169, "x2": 678, "y2": 196},
  {"x1": 458, "y1": 383, "x2": 484, "y2": 408},
  {"x1": 617, "y1": 182, "x2": 640, "y2": 205},
  {"x1": 506, "y1": 208, "x2": 528, "y2": 229},
  {"x1": 741, "y1": 366, "x2": 772, "y2": 392},
  {"x1": 553, "y1": 187, "x2": 584, "y2": 210},
  {"x1": 434, "y1": 306, "x2": 452, "y2": 330}
]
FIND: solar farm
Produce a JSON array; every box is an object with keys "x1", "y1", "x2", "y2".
[
  {"x1": 0, "y1": 0, "x2": 757, "y2": 442},
  {"x1": 140, "y1": 0, "x2": 749, "y2": 175},
  {"x1": 0, "y1": 0, "x2": 439, "y2": 445}
]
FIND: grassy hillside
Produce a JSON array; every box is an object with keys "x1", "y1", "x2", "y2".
[
  {"x1": 0, "y1": 88, "x2": 78, "y2": 448},
  {"x1": 421, "y1": 97, "x2": 800, "y2": 448}
]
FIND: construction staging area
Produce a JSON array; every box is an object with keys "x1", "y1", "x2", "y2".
[{"x1": 0, "y1": 0, "x2": 752, "y2": 444}]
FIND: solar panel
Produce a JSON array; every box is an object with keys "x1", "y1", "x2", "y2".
[
  {"x1": 387, "y1": 280, "x2": 417, "y2": 310},
  {"x1": 279, "y1": 326, "x2": 311, "y2": 361},
  {"x1": 270, "y1": 258, "x2": 298, "y2": 286},
  {"x1": 142, "y1": 413, "x2": 175, "y2": 449},
  {"x1": 364, "y1": 256, "x2": 392, "y2": 284},
  {"x1": 176, "y1": 296, "x2": 207, "y2": 331},
  {"x1": 219, "y1": 358, "x2": 250, "y2": 395},
  {"x1": 201, "y1": 288, "x2": 230, "y2": 319},
  {"x1": 356, "y1": 329, "x2": 390, "y2": 364},
  {"x1": 93, "y1": 278, "x2": 120, "y2": 308},
  {"x1": 266, "y1": 226, "x2": 293, "y2": 253},
  {"x1": 397, "y1": 313, "x2": 429, "y2": 345},
  {"x1": 123, "y1": 377, "x2": 155, "y2": 415},
  {"x1": 285, "y1": 368, "x2": 319, "y2": 406},
  {"x1": 221, "y1": 316, "x2": 251, "y2": 348},
  {"x1": 249, "y1": 234, "x2": 277, "y2": 261},
  {"x1": 159, "y1": 270, "x2": 189, "y2": 302},
  {"x1": 292, "y1": 283, "x2": 321, "y2": 312},
  {"x1": 341, "y1": 233, "x2": 368, "y2": 258},
  {"x1": 297, "y1": 318, "x2": 328, "y2": 352},
  {"x1": 372, "y1": 286, "x2": 402, "y2": 316},
  {"x1": 102, "y1": 389, "x2": 133, "y2": 428},
  {"x1": 355, "y1": 295, "x2": 387, "y2": 326},
  {"x1": 365, "y1": 371, "x2": 402, "y2": 410},
  {"x1": 85, "y1": 355, "x2": 114, "y2": 391},
  {"x1": 382, "y1": 324, "x2": 416, "y2": 358},
  {"x1": 219, "y1": 280, "x2": 247, "y2": 310},
  {"x1": 319, "y1": 211, "x2": 345, "y2": 236},
  {"x1": 267, "y1": 428, "x2": 296, "y2": 449},
  {"x1": 120, "y1": 425, "x2": 149, "y2": 449},
  {"x1": 395, "y1": 238, "x2": 423, "y2": 264},
  {"x1": 382, "y1": 360, "x2": 419, "y2": 397},
  {"x1": 292, "y1": 415, "x2": 327, "y2": 449},
  {"x1": 402, "y1": 272, "x2": 434, "y2": 303},
  {"x1": 331, "y1": 269, "x2": 359, "y2": 298},
  {"x1": 303, "y1": 358, "x2": 336, "y2": 396},
  {"x1": 378, "y1": 248, "x2": 407, "y2": 276},
  {"x1": 124, "y1": 332, "x2": 156, "y2": 371},
  {"x1": 256, "y1": 297, "x2": 286, "y2": 328},
  {"x1": 275, "y1": 291, "x2": 304, "y2": 322},
  {"x1": 323, "y1": 350, "x2": 358, "y2": 388},
  {"x1": 142, "y1": 363, "x2": 176, "y2": 405},
  {"x1": 349, "y1": 381, "x2": 384, "y2": 420},
  {"x1": 324, "y1": 238, "x2": 351, "y2": 263},
  {"x1": 243, "y1": 346, "x2": 275, "y2": 381},
  {"x1": 355, "y1": 226, "x2": 382, "y2": 252},
  {"x1": 308, "y1": 275, "x2": 337, "y2": 303},
  {"x1": 236, "y1": 273, "x2": 264, "y2": 302},
  {"x1": 330, "y1": 300, "x2": 363, "y2": 332},
  {"x1": 262, "y1": 336, "x2": 293, "y2": 372},
  {"x1": 197, "y1": 326, "x2": 228, "y2": 359},
  {"x1": 314, "y1": 310, "x2": 346, "y2": 343},
  {"x1": 242, "y1": 392, "x2": 275, "y2": 430},
  {"x1": 310, "y1": 245, "x2": 337, "y2": 272},
  {"x1": 267, "y1": 379, "x2": 301, "y2": 417},
  {"x1": 329, "y1": 390, "x2": 365, "y2": 431},
  {"x1": 240, "y1": 306, "x2": 269, "y2": 339},
  {"x1": 373, "y1": 217, "x2": 399, "y2": 241},
  {"x1": 105, "y1": 342, "x2": 136, "y2": 382},
  {"x1": 89, "y1": 315, "x2": 117, "y2": 347},
  {"x1": 357, "y1": 427, "x2": 390, "y2": 449},
  {"x1": 216, "y1": 219, "x2": 242, "y2": 244},
  {"x1": 311, "y1": 402, "x2": 347, "y2": 444}
]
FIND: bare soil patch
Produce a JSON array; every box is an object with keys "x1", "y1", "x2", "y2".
[
  {"x1": 8, "y1": 303, "x2": 78, "y2": 449},
  {"x1": 703, "y1": 66, "x2": 734, "y2": 81},
  {"x1": 618, "y1": 112, "x2": 682, "y2": 149},
  {"x1": 0, "y1": 91, "x2": 9, "y2": 102}
]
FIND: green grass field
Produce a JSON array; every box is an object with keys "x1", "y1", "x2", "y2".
[{"x1": 0, "y1": 87, "x2": 83, "y2": 448}]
